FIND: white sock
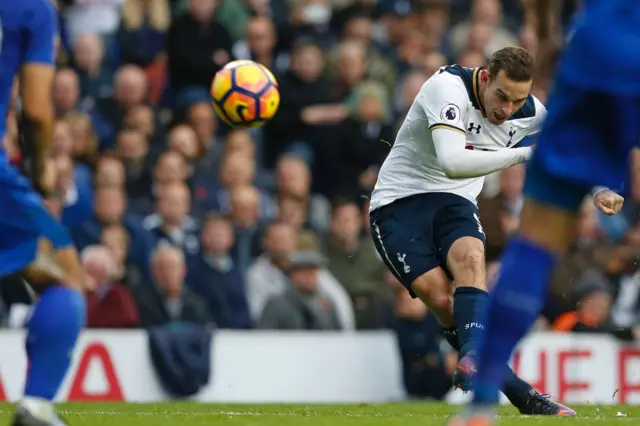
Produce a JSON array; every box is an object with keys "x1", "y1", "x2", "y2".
[{"x1": 19, "y1": 397, "x2": 57, "y2": 421}]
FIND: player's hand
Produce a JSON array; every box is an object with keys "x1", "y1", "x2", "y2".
[{"x1": 593, "y1": 189, "x2": 624, "y2": 215}]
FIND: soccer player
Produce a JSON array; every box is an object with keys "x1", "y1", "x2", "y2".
[
  {"x1": 0, "y1": 1, "x2": 86, "y2": 425},
  {"x1": 369, "y1": 46, "x2": 623, "y2": 416},
  {"x1": 451, "y1": 1, "x2": 639, "y2": 424}
]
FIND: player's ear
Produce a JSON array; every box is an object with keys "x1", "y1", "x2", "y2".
[{"x1": 481, "y1": 69, "x2": 489, "y2": 84}]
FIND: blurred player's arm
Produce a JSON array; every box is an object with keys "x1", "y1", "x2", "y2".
[
  {"x1": 528, "y1": 94, "x2": 622, "y2": 215},
  {"x1": 18, "y1": 0, "x2": 58, "y2": 196}
]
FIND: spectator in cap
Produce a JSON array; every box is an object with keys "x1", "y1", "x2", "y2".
[{"x1": 258, "y1": 250, "x2": 342, "y2": 330}]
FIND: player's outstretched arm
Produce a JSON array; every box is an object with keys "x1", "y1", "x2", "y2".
[
  {"x1": 18, "y1": 0, "x2": 58, "y2": 196},
  {"x1": 432, "y1": 128, "x2": 532, "y2": 179}
]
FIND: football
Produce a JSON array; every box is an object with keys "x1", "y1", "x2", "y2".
[{"x1": 210, "y1": 60, "x2": 280, "y2": 128}]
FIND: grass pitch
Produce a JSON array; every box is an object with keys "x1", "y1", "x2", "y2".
[{"x1": 0, "y1": 403, "x2": 637, "y2": 425}]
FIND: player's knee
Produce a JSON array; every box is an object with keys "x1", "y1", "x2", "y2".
[{"x1": 460, "y1": 248, "x2": 484, "y2": 272}]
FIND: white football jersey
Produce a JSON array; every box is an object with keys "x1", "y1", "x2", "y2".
[{"x1": 370, "y1": 66, "x2": 546, "y2": 210}]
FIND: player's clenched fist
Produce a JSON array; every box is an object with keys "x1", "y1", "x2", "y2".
[{"x1": 593, "y1": 189, "x2": 624, "y2": 215}]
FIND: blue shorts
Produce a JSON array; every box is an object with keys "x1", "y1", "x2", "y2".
[
  {"x1": 0, "y1": 165, "x2": 72, "y2": 277},
  {"x1": 369, "y1": 192, "x2": 486, "y2": 297},
  {"x1": 525, "y1": 80, "x2": 640, "y2": 212}
]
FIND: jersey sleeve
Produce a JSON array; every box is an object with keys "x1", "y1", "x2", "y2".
[
  {"x1": 526, "y1": 96, "x2": 547, "y2": 136},
  {"x1": 420, "y1": 75, "x2": 469, "y2": 135},
  {"x1": 23, "y1": 0, "x2": 58, "y2": 66}
]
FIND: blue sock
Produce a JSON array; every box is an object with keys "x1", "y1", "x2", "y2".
[
  {"x1": 25, "y1": 286, "x2": 86, "y2": 400},
  {"x1": 473, "y1": 237, "x2": 557, "y2": 405},
  {"x1": 442, "y1": 326, "x2": 535, "y2": 408},
  {"x1": 453, "y1": 286, "x2": 489, "y2": 357}
]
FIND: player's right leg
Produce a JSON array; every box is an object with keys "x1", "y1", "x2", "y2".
[
  {"x1": 468, "y1": 83, "x2": 639, "y2": 421},
  {"x1": 370, "y1": 194, "x2": 455, "y2": 327},
  {"x1": 0, "y1": 173, "x2": 86, "y2": 426}
]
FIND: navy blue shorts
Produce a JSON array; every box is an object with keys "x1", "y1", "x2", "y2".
[
  {"x1": 525, "y1": 80, "x2": 640, "y2": 211},
  {"x1": 0, "y1": 165, "x2": 72, "y2": 277},
  {"x1": 369, "y1": 192, "x2": 486, "y2": 297}
]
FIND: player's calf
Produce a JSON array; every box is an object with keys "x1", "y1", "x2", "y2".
[
  {"x1": 445, "y1": 237, "x2": 489, "y2": 358},
  {"x1": 410, "y1": 267, "x2": 455, "y2": 326}
]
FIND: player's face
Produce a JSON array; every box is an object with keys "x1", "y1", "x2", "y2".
[{"x1": 484, "y1": 70, "x2": 532, "y2": 125}]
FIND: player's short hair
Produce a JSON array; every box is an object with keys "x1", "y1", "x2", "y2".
[{"x1": 488, "y1": 46, "x2": 535, "y2": 82}]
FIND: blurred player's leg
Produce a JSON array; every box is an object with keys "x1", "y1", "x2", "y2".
[
  {"x1": 0, "y1": 184, "x2": 86, "y2": 426},
  {"x1": 465, "y1": 83, "x2": 640, "y2": 421}
]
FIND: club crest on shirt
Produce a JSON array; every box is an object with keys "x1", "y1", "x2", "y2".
[{"x1": 440, "y1": 104, "x2": 461, "y2": 124}]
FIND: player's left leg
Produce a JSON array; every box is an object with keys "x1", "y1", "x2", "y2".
[
  {"x1": 0, "y1": 186, "x2": 86, "y2": 426},
  {"x1": 465, "y1": 83, "x2": 640, "y2": 424},
  {"x1": 435, "y1": 195, "x2": 572, "y2": 415},
  {"x1": 469, "y1": 178, "x2": 583, "y2": 420}
]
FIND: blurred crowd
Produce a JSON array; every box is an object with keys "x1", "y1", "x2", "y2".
[{"x1": 0, "y1": 0, "x2": 638, "y2": 399}]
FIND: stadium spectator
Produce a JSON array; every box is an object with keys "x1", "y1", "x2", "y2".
[
  {"x1": 94, "y1": 154, "x2": 126, "y2": 188},
  {"x1": 208, "y1": 153, "x2": 275, "y2": 219},
  {"x1": 321, "y1": 199, "x2": 391, "y2": 329},
  {"x1": 83, "y1": 245, "x2": 140, "y2": 328},
  {"x1": 245, "y1": 221, "x2": 298, "y2": 320},
  {"x1": 233, "y1": 17, "x2": 288, "y2": 74},
  {"x1": 479, "y1": 164, "x2": 525, "y2": 263},
  {"x1": 132, "y1": 244, "x2": 211, "y2": 327},
  {"x1": 185, "y1": 101, "x2": 218, "y2": 157},
  {"x1": 394, "y1": 29, "x2": 428, "y2": 77},
  {"x1": 53, "y1": 69, "x2": 81, "y2": 117},
  {"x1": 328, "y1": 15, "x2": 396, "y2": 97},
  {"x1": 450, "y1": 0, "x2": 518, "y2": 57},
  {"x1": 223, "y1": 129, "x2": 272, "y2": 189},
  {"x1": 285, "y1": 0, "x2": 337, "y2": 49},
  {"x1": 62, "y1": 0, "x2": 124, "y2": 45},
  {"x1": 118, "y1": 0, "x2": 171, "y2": 67},
  {"x1": 90, "y1": 65, "x2": 148, "y2": 148},
  {"x1": 228, "y1": 185, "x2": 267, "y2": 273},
  {"x1": 124, "y1": 105, "x2": 161, "y2": 149},
  {"x1": 168, "y1": 122, "x2": 202, "y2": 172},
  {"x1": 101, "y1": 224, "x2": 145, "y2": 290},
  {"x1": 263, "y1": 40, "x2": 341, "y2": 168},
  {"x1": 419, "y1": 0, "x2": 453, "y2": 57},
  {"x1": 153, "y1": 151, "x2": 190, "y2": 187},
  {"x1": 142, "y1": 182, "x2": 201, "y2": 257},
  {"x1": 52, "y1": 120, "x2": 74, "y2": 158},
  {"x1": 65, "y1": 112, "x2": 100, "y2": 166},
  {"x1": 457, "y1": 49, "x2": 488, "y2": 67},
  {"x1": 274, "y1": 154, "x2": 331, "y2": 234},
  {"x1": 188, "y1": 214, "x2": 251, "y2": 329},
  {"x1": 388, "y1": 271, "x2": 455, "y2": 400},
  {"x1": 332, "y1": 41, "x2": 368, "y2": 101},
  {"x1": 327, "y1": 82, "x2": 392, "y2": 197},
  {"x1": 72, "y1": 33, "x2": 114, "y2": 105},
  {"x1": 246, "y1": 221, "x2": 355, "y2": 328},
  {"x1": 258, "y1": 251, "x2": 343, "y2": 330},
  {"x1": 72, "y1": 185, "x2": 154, "y2": 269},
  {"x1": 166, "y1": 0, "x2": 233, "y2": 93},
  {"x1": 422, "y1": 50, "x2": 447, "y2": 77},
  {"x1": 116, "y1": 127, "x2": 154, "y2": 200}
]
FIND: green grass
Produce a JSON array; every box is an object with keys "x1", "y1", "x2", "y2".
[{"x1": 0, "y1": 403, "x2": 638, "y2": 425}]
